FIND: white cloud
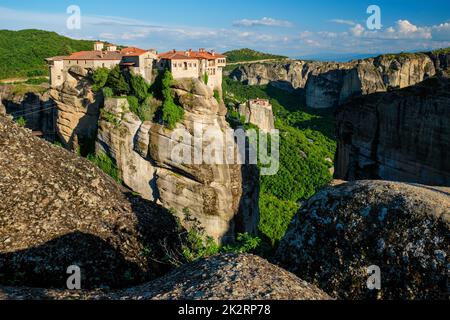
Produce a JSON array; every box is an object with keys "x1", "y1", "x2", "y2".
[
  {"x1": 330, "y1": 19, "x2": 356, "y2": 26},
  {"x1": 432, "y1": 22, "x2": 450, "y2": 41},
  {"x1": 348, "y1": 20, "x2": 432, "y2": 40},
  {"x1": 0, "y1": 5, "x2": 449, "y2": 58},
  {"x1": 233, "y1": 17, "x2": 293, "y2": 28},
  {"x1": 350, "y1": 24, "x2": 365, "y2": 37}
]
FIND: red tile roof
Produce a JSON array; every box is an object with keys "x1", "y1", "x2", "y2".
[
  {"x1": 63, "y1": 51, "x2": 123, "y2": 61},
  {"x1": 158, "y1": 50, "x2": 225, "y2": 60},
  {"x1": 120, "y1": 47, "x2": 149, "y2": 57}
]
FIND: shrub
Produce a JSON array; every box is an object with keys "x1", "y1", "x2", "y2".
[
  {"x1": 138, "y1": 95, "x2": 160, "y2": 122},
  {"x1": 203, "y1": 72, "x2": 209, "y2": 85},
  {"x1": 181, "y1": 230, "x2": 220, "y2": 263},
  {"x1": 127, "y1": 96, "x2": 140, "y2": 114},
  {"x1": 213, "y1": 90, "x2": 221, "y2": 103},
  {"x1": 15, "y1": 117, "x2": 27, "y2": 127},
  {"x1": 102, "y1": 87, "x2": 113, "y2": 98},
  {"x1": 87, "y1": 152, "x2": 122, "y2": 183},
  {"x1": 101, "y1": 109, "x2": 121, "y2": 128},
  {"x1": 222, "y1": 233, "x2": 262, "y2": 254}
]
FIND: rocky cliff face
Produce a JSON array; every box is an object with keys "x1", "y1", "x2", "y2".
[
  {"x1": 97, "y1": 78, "x2": 260, "y2": 243},
  {"x1": 49, "y1": 66, "x2": 101, "y2": 151},
  {"x1": 230, "y1": 53, "x2": 437, "y2": 108},
  {"x1": 0, "y1": 86, "x2": 56, "y2": 140},
  {"x1": 0, "y1": 115, "x2": 186, "y2": 289},
  {"x1": 335, "y1": 74, "x2": 450, "y2": 186},
  {"x1": 238, "y1": 101, "x2": 275, "y2": 132},
  {"x1": 276, "y1": 180, "x2": 450, "y2": 300},
  {"x1": 429, "y1": 50, "x2": 450, "y2": 71}
]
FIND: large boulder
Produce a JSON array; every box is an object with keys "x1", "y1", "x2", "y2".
[
  {"x1": 0, "y1": 116, "x2": 185, "y2": 289},
  {"x1": 0, "y1": 254, "x2": 332, "y2": 300},
  {"x1": 276, "y1": 180, "x2": 450, "y2": 300}
]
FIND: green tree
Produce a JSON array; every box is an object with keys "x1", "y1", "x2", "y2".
[
  {"x1": 92, "y1": 67, "x2": 110, "y2": 92},
  {"x1": 130, "y1": 74, "x2": 150, "y2": 102},
  {"x1": 107, "y1": 66, "x2": 130, "y2": 95},
  {"x1": 161, "y1": 70, "x2": 184, "y2": 129}
]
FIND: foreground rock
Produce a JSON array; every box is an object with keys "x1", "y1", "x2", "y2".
[
  {"x1": 276, "y1": 180, "x2": 450, "y2": 300},
  {"x1": 335, "y1": 73, "x2": 450, "y2": 186},
  {"x1": 97, "y1": 78, "x2": 260, "y2": 243},
  {"x1": 0, "y1": 116, "x2": 185, "y2": 289},
  {"x1": 0, "y1": 254, "x2": 331, "y2": 300}
]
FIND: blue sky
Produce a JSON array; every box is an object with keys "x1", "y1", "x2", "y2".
[{"x1": 1, "y1": 0, "x2": 449, "y2": 59}]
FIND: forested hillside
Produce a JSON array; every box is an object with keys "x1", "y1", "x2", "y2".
[
  {"x1": 224, "y1": 48, "x2": 287, "y2": 63},
  {"x1": 223, "y1": 78, "x2": 336, "y2": 247},
  {"x1": 0, "y1": 29, "x2": 93, "y2": 79}
]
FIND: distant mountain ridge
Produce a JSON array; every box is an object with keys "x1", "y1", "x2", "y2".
[{"x1": 224, "y1": 48, "x2": 287, "y2": 63}]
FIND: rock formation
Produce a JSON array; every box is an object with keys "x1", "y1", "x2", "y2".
[
  {"x1": 0, "y1": 85, "x2": 56, "y2": 140},
  {"x1": 0, "y1": 254, "x2": 331, "y2": 300},
  {"x1": 230, "y1": 52, "x2": 437, "y2": 108},
  {"x1": 49, "y1": 66, "x2": 102, "y2": 151},
  {"x1": 335, "y1": 73, "x2": 450, "y2": 186},
  {"x1": 96, "y1": 78, "x2": 260, "y2": 243},
  {"x1": 0, "y1": 115, "x2": 186, "y2": 289},
  {"x1": 238, "y1": 99, "x2": 275, "y2": 132},
  {"x1": 276, "y1": 180, "x2": 450, "y2": 300},
  {"x1": 428, "y1": 50, "x2": 450, "y2": 72}
]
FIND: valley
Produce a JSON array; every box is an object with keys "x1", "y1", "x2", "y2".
[{"x1": 0, "y1": 30, "x2": 449, "y2": 301}]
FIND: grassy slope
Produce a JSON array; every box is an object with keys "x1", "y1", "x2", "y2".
[
  {"x1": 223, "y1": 78, "x2": 336, "y2": 246},
  {"x1": 224, "y1": 48, "x2": 287, "y2": 63},
  {"x1": 0, "y1": 29, "x2": 94, "y2": 79}
]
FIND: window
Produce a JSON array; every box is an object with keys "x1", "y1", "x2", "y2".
[
  {"x1": 57, "y1": 75, "x2": 62, "y2": 80},
  {"x1": 184, "y1": 62, "x2": 188, "y2": 70}
]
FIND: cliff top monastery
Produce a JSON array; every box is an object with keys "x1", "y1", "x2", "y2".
[{"x1": 46, "y1": 42, "x2": 226, "y2": 90}]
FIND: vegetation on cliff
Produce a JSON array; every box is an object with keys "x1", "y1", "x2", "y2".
[
  {"x1": 0, "y1": 29, "x2": 93, "y2": 79},
  {"x1": 223, "y1": 78, "x2": 336, "y2": 246},
  {"x1": 224, "y1": 48, "x2": 287, "y2": 63},
  {"x1": 92, "y1": 67, "x2": 183, "y2": 127}
]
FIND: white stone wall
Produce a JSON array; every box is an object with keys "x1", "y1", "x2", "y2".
[
  {"x1": 171, "y1": 59, "x2": 200, "y2": 79},
  {"x1": 49, "y1": 60, "x2": 64, "y2": 87}
]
